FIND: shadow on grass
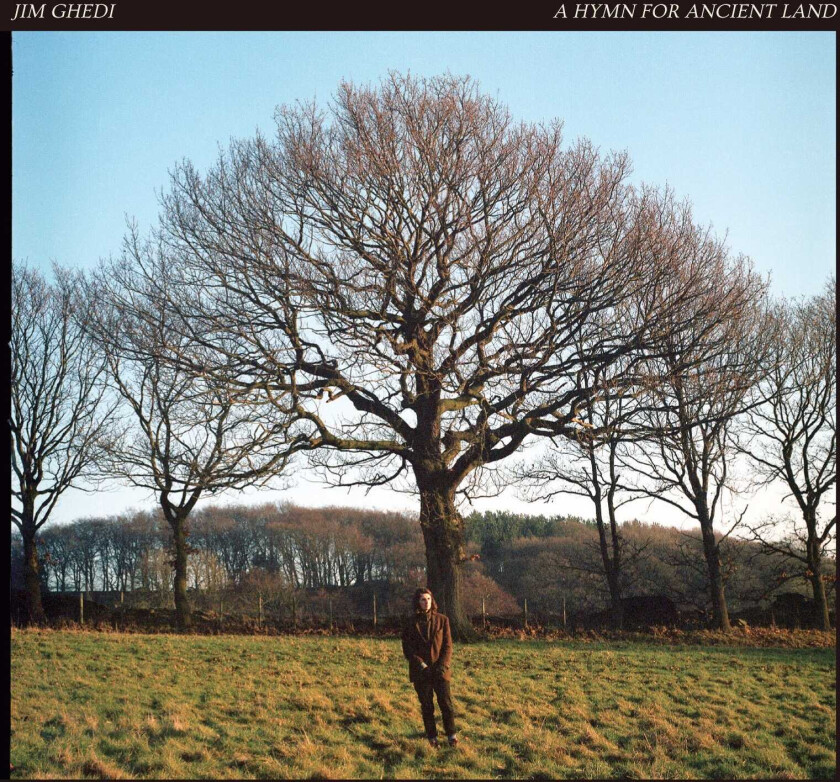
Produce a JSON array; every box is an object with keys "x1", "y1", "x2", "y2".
[
  {"x1": 351, "y1": 730, "x2": 431, "y2": 776},
  {"x1": 39, "y1": 716, "x2": 66, "y2": 743}
]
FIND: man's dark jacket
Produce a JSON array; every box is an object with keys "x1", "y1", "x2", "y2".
[{"x1": 401, "y1": 611, "x2": 453, "y2": 682}]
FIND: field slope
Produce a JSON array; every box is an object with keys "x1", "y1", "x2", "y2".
[{"x1": 10, "y1": 630, "x2": 836, "y2": 779}]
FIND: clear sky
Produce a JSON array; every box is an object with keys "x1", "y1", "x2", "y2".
[{"x1": 11, "y1": 31, "x2": 836, "y2": 527}]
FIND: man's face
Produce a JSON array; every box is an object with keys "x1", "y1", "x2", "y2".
[{"x1": 418, "y1": 593, "x2": 432, "y2": 611}]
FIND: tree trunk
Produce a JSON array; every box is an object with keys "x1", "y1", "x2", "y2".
[
  {"x1": 594, "y1": 499, "x2": 623, "y2": 630},
  {"x1": 806, "y1": 532, "x2": 830, "y2": 630},
  {"x1": 605, "y1": 566, "x2": 623, "y2": 631},
  {"x1": 588, "y1": 444, "x2": 624, "y2": 630},
  {"x1": 21, "y1": 528, "x2": 47, "y2": 625},
  {"x1": 698, "y1": 511, "x2": 730, "y2": 631},
  {"x1": 171, "y1": 516, "x2": 192, "y2": 630},
  {"x1": 808, "y1": 570, "x2": 831, "y2": 630},
  {"x1": 418, "y1": 486, "x2": 476, "y2": 642}
]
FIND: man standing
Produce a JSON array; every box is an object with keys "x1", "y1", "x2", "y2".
[{"x1": 401, "y1": 588, "x2": 459, "y2": 748}]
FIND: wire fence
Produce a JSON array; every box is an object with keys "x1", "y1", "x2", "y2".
[
  {"x1": 11, "y1": 587, "x2": 581, "y2": 633},
  {"x1": 10, "y1": 586, "x2": 834, "y2": 632}
]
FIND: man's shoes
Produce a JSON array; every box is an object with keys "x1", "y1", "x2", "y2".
[
  {"x1": 447, "y1": 735, "x2": 459, "y2": 747},
  {"x1": 428, "y1": 737, "x2": 440, "y2": 748}
]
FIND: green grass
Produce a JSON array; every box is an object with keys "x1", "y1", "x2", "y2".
[{"x1": 11, "y1": 629, "x2": 836, "y2": 779}]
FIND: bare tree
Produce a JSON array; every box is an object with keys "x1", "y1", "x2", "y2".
[
  {"x1": 621, "y1": 265, "x2": 769, "y2": 630},
  {"x1": 83, "y1": 246, "x2": 305, "y2": 629},
  {"x1": 739, "y1": 282, "x2": 836, "y2": 628},
  {"x1": 139, "y1": 73, "x2": 762, "y2": 639},
  {"x1": 10, "y1": 263, "x2": 118, "y2": 623},
  {"x1": 516, "y1": 361, "x2": 649, "y2": 629}
]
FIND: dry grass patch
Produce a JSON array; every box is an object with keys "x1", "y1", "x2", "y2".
[{"x1": 11, "y1": 629, "x2": 835, "y2": 779}]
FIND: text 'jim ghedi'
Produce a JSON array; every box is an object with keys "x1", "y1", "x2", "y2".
[{"x1": 10, "y1": 3, "x2": 115, "y2": 20}]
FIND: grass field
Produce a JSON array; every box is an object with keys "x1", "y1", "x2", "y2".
[{"x1": 10, "y1": 629, "x2": 836, "y2": 779}]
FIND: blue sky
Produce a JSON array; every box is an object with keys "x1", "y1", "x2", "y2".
[{"x1": 11, "y1": 31, "x2": 836, "y2": 524}]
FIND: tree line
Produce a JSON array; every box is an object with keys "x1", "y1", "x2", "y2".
[
  {"x1": 464, "y1": 510, "x2": 835, "y2": 622},
  {"x1": 10, "y1": 504, "x2": 834, "y2": 627},
  {"x1": 11, "y1": 504, "x2": 422, "y2": 594},
  {"x1": 11, "y1": 73, "x2": 835, "y2": 636}
]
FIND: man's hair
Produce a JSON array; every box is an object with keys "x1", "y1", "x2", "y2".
[{"x1": 412, "y1": 587, "x2": 439, "y2": 613}]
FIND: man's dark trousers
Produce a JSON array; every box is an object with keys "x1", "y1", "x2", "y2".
[{"x1": 413, "y1": 676, "x2": 456, "y2": 738}]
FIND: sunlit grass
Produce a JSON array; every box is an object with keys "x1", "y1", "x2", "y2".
[{"x1": 11, "y1": 629, "x2": 835, "y2": 779}]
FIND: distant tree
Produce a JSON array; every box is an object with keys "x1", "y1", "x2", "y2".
[
  {"x1": 618, "y1": 522, "x2": 694, "y2": 608},
  {"x1": 10, "y1": 263, "x2": 118, "y2": 622},
  {"x1": 267, "y1": 516, "x2": 305, "y2": 589},
  {"x1": 740, "y1": 282, "x2": 836, "y2": 628},
  {"x1": 109, "y1": 513, "x2": 153, "y2": 591},
  {"x1": 466, "y1": 509, "x2": 595, "y2": 582},
  {"x1": 140, "y1": 546, "x2": 173, "y2": 595},
  {"x1": 327, "y1": 512, "x2": 376, "y2": 587},
  {"x1": 244, "y1": 504, "x2": 288, "y2": 577},
  {"x1": 68, "y1": 518, "x2": 101, "y2": 591},
  {"x1": 459, "y1": 563, "x2": 520, "y2": 617},
  {"x1": 357, "y1": 510, "x2": 424, "y2": 584},
  {"x1": 121, "y1": 510, "x2": 164, "y2": 591},
  {"x1": 501, "y1": 533, "x2": 607, "y2": 616},
  {"x1": 192, "y1": 507, "x2": 263, "y2": 587},
  {"x1": 88, "y1": 517, "x2": 115, "y2": 590},
  {"x1": 139, "y1": 74, "x2": 754, "y2": 639},
  {"x1": 187, "y1": 546, "x2": 228, "y2": 592},
  {"x1": 38, "y1": 524, "x2": 75, "y2": 591}
]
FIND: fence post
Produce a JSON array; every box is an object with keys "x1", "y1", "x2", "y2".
[
  {"x1": 482, "y1": 596, "x2": 486, "y2": 629},
  {"x1": 523, "y1": 597, "x2": 528, "y2": 629},
  {"x1": 79, "y1": 592, "x2": 84, "y2": 625},
  {"x1": 120, "y1": 590, "x2": 124, "y2": 606},
  {"x1": 562, "y1": 596, "x2": 566, "y2": 630},
  {"x1": 258, "y1": 592, "x2": 263, "y2": 628},
  {"x1": 373, "y1": 593, "x2": 377, "y2": 628}
]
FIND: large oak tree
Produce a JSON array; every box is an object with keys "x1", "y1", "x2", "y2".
[{"x1": 133, "y1": 74, "x2": 761, "y2": 639}]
